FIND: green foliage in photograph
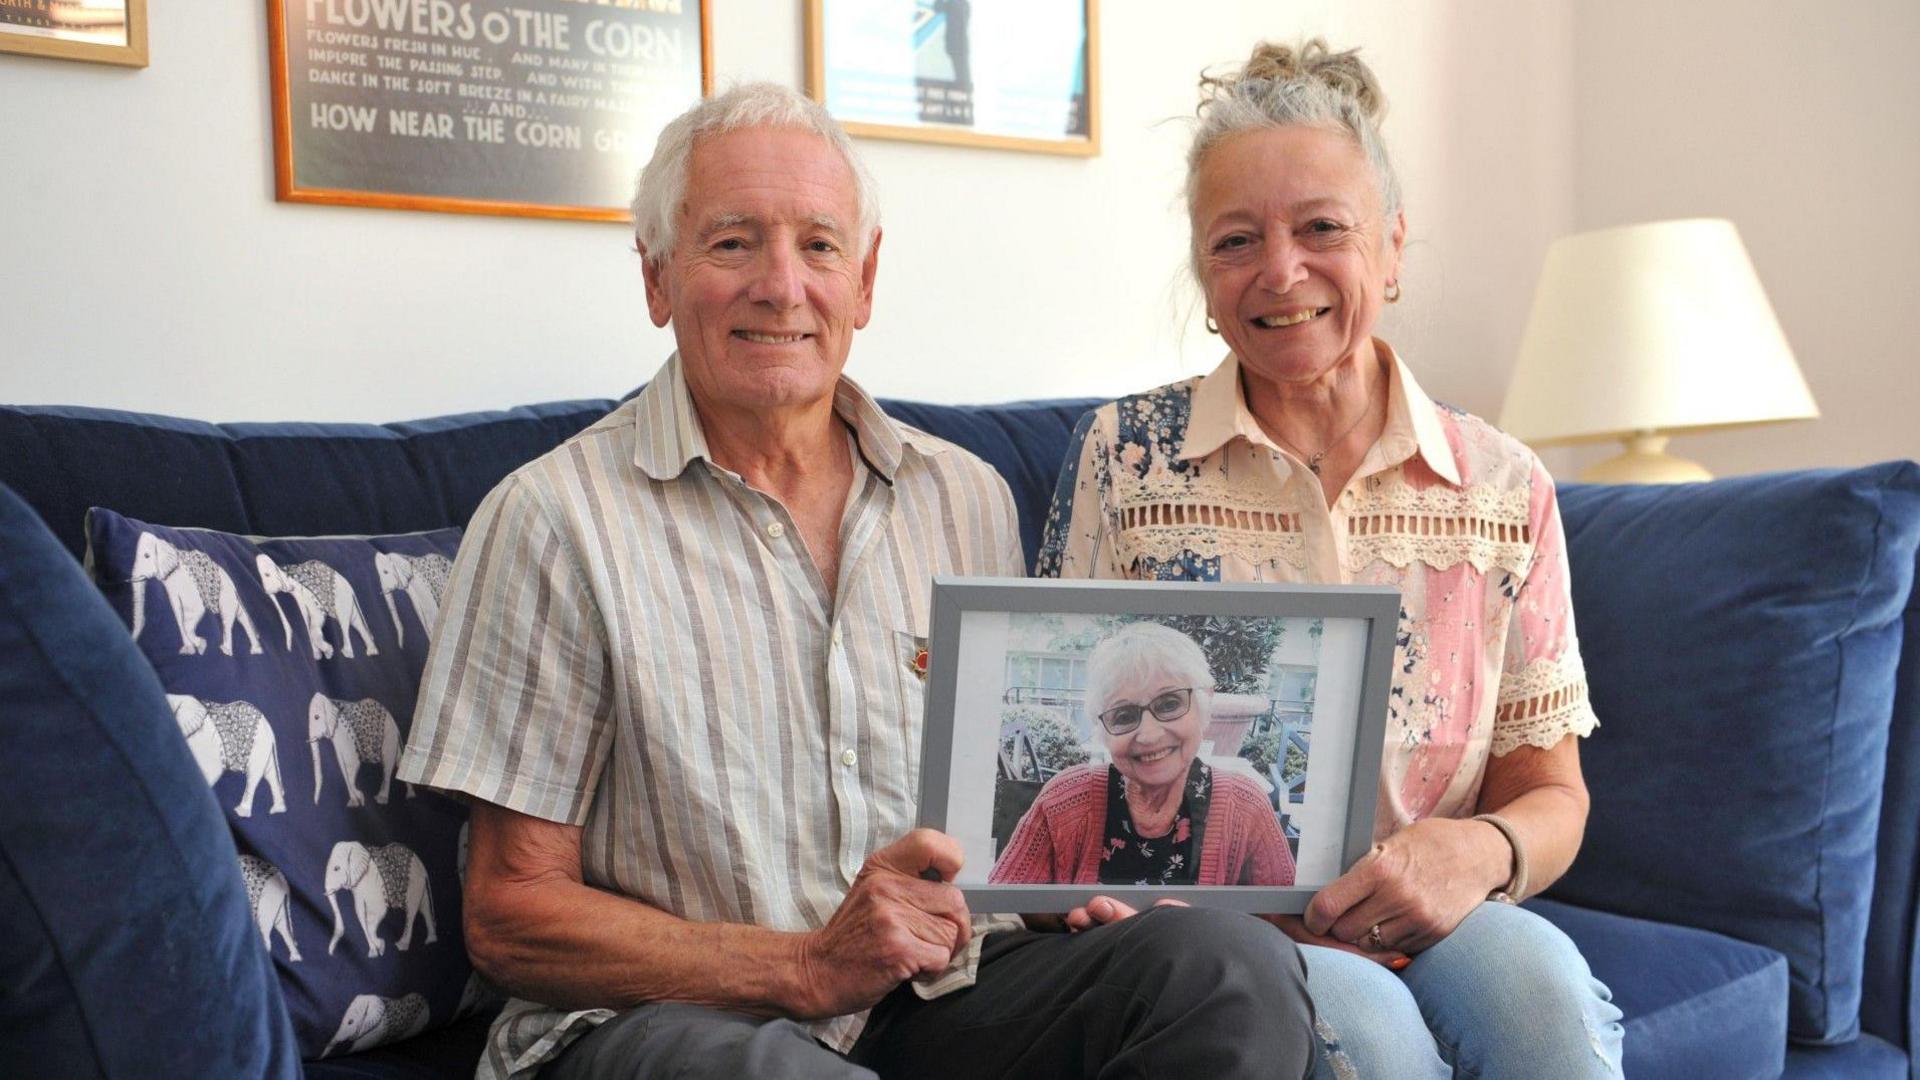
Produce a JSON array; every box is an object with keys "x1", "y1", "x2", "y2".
[
  {"x1": 1238, "y1": 726, "x2": 1281, "y2": 776},
  {"x1": 1285, "y1": 743, "x2": 1306, "y2": 784},
  {"x1": 1238, "y1": 726, "x2": 1308, "y2": 785},
  {"x1": 1033, "y1": 612, "x2": 1122, "y2": 654},
  {"x1": 1000, "y1": 704, "x2": 1090, "y2": 776},
  {"x1": 1127, "y1": 614, "x2": 1284, "y2": 694}
]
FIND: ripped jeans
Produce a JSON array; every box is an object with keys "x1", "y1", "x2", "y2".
[{"x1": 1301, "y1": 901, "x2": 1625, "y2": 1079}]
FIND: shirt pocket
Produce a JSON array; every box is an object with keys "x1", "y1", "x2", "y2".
[{"x1": 895, "y1": 630, "x2": 931, "y2": 800}]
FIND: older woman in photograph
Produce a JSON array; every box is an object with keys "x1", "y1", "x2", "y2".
[
  {"x1": 1035, "y1": 39, "x2": 1624, "y2": 1079},
  {"x1": 990, "y1": 621, "x2": 1295, "y2": 887}
]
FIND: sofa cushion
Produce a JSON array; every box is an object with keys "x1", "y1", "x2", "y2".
[
  {"x1": 1527, "y1": 898, "x2": 1788, "y2": 1080},
  {"x1": 1860, "y1": 536, "x2": 1920, "y2": 1055},
  {"x1": 0, "y1": 484, "x2": 302, "y2": 1078},
  {"x1": 1549, "y1": 462, "x2": 1920, "y2": 1043},
  {"x1": 1782, "y1": 1032, "x2": 1909, "y2": 1080},
  {"x1": 85, "y1": 508, "x2": 487, "y2": 1060},
  {"x1": 0, "y1": 401, "x2": 616, "y2": 559}
]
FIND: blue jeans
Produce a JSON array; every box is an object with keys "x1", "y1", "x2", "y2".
[{"x1": 1302, "y1": 901, "x2": 1624, "y2": 1079}]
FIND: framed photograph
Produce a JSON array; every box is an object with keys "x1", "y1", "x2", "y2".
[
  {"x1": 919, "y1": 579, "x2": 1398, "y2": 913},
  {"x1": 805, "y1": 0, "x2": 1098, "y2": 157},
  {"x1": 267, "y1": 0, "x2": 712, "y2": 222},
  {"x1": 0, "y1": 0, "x2": 147, "y2": 67}
]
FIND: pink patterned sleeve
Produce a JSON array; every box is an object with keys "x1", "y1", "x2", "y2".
[{"x1": 1491, "y1": 459, "x2": 1601, "y2": 756}]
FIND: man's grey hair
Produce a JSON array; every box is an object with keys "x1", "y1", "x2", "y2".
[
  {"x1": 629, "y1": 82, "x2": 880, "y2": 267},
  {"x1": 1186, "y1": 40, "x2": 1402, "y2": 281},
  {"x1": 1084, "y1": 622, "x2": 1215, "y2": 719}
]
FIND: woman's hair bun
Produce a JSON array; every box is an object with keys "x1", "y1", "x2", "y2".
[{"x1": 1200, "y1": 38, "x2": 1387, "y2": 124}]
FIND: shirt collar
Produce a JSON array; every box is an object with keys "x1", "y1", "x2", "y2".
[
  {"x1": 629, "y1": 352, "x2": 924, "y2": 483},
  {"x1": 1385, "y1": 344, "x2": 1463, "y2": 486},
  {"x1": 1176, "y1": 342, "x2": 1462, "y2": 487}
]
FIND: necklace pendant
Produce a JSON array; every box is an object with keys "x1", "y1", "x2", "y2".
[{"x1": 1307, "y1": 455, "x2": 1324, "y2": 475}]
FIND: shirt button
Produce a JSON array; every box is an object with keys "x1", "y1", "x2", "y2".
[
  {"x1": 840, "y1": 748, "x2": 858, "y2": 767},
  {"x1": 831, "y1": 628, "x2": 843, "y2": 648},
  {"x1": 766, "y1": 521, "x2": 786, "y2": 539}
]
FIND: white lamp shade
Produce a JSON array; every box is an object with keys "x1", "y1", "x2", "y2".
[{"x1": 1500, "y1": 218, "x2": 1818, "y2": 444}]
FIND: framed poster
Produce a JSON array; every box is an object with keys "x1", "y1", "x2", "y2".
[
  {"x1": 919, "y1": 578, "x2": 1397, "y2": 914},
  {"x1": 805, "y1": 0, "x2": 1098, "y2": 156},
  {"x1": 267, "y1": 0, "x2": 711, "y2": 221},
  {"x1": 0, "y1": 0, "x2": 147, "y2": 67}
]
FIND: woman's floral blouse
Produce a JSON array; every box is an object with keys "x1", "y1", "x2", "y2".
[
  {"x1": 1037, "y1": 345, "x2": 1600, "y2": 837},
  {"x1": 1101, "y1": 759, "x2": 1212, "y2": 885}
]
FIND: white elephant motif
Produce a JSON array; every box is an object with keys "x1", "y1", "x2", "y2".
[
  {"x1": 374, "y1": 551, "x2": 452, "y2": 649},
  {"x1": 323, "y1": 839, "x2": 438, "y2": 958},
  {"x1": 323, "y1": 992, "x2": 429, "y2": 1056},
  {"x1": 168, "y1": 694, "x2": 286, "y2": 817},
  {"x1": 239, "y1": 854, "x2": 301, "y2": 962},
  {"x1": 256, "y1": 554, "x2": 380, "y2": 660},
  {"x1": 309, "y1": 693, "x2": 413, "y2": 807},
  {"x1": 128, "y1": 531, "x2": 264, "y2": 656}
]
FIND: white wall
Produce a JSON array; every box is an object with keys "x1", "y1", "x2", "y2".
[
  {"x1": 0, "y1": 1, "x2": 1575, "y2": 429},
  {"x1": 1556, "y1": 0, "x2": 1920, "y2": 475}
]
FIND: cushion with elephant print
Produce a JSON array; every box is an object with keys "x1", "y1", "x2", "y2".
[{"x1": 84, "y1": 508, "x2": 495, "y2": 1060}]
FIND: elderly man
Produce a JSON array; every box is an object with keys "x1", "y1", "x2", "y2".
[{"x1": 398, "y1": 83, "x2": 1313, "y2": 1080}]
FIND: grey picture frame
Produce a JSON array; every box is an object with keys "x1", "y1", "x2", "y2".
[{"x1": 918, "y1": 577, "x2": 1399, "y2": 914}]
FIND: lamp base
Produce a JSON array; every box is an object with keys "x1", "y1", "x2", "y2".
[{"x1": 1578, "y1": 434, "x2": 1714, "y2": 484}]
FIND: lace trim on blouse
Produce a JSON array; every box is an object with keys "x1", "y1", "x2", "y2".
[
  {"x1": 1344, "y1": 482, "x2": 1535, "y2": 576},
  {"x1": 1106, "y1": 469, "x2": 1311, "y2": 570},
  {"x1": 1112, "y1": 508, "x2": 1310, "y2": 569},
  {"x1": 1492, "y1": 654, "x2": 1599, "y2": 756},
  {"x1": 1103, "y1": 471, "x2": 1537, "y2": 576}
]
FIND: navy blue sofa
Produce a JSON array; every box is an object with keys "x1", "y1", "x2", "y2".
[{"x1": 1, "y1": 395, "x2": 1916, "y2": 1080}]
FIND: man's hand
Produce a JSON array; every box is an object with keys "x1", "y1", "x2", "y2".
[
  {"x1": 1061, "y1": 895, "x2": 1188, "y2": 932},
  {"x1": 1300, "y1": 817, "x2": 1511, "y2": 957},
  {"x1": 792, "y1": 829, "x2": 974, "y2": 1019}
]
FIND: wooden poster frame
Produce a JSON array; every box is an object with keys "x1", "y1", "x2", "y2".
[
  {"x1": 266, "y1": 0, "x2": 713, "y2": 222},
  {"x1": 0, "y1": 0, "x2": 148, "y2": 67},
  {"x1": 805, "y1": 0, "x2": 1100, "y2": 157}
]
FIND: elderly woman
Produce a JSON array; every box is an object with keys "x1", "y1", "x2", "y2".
[
  {"x1": 990, "y1": 621, "x2": 1295, "y2": 887},
  {"x1": 1036, "y1": 40, "x2": 1624, "y2": 1079}
]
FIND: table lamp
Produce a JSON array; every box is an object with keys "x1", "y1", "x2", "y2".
[{"x1": 1500, "y1": 218, "x2": 1818, "y2": 483}]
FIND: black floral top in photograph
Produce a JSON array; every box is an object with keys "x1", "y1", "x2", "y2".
[{"x1": 1099, "y1": 759, "x2": 1213, "y2": 886}]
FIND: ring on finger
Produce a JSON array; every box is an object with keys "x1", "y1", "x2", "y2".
[{"x1": 1366, "y1": 923, "x2": 1385, "y2": 950}]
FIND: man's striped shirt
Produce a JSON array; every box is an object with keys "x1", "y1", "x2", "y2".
[{"x1": 397, "y1": 353, "x2": 1024, "y2": 1078}]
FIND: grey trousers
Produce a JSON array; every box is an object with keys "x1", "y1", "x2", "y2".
[{"x1": 542, "y1": 905, "x2": 1314, "y2": 1080}]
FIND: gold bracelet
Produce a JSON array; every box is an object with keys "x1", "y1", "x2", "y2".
[{"x1": 1472, "y1": 812, "x2": 1529, "y2": 903}]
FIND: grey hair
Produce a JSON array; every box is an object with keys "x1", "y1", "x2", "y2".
[
  {"x1": 1185, "y1": 40, "x2": 1402, "y2": 281},
  {"x1": 629, "y1": 82, "x2": 880, "y2": 267},
  {"x1": 1084, "y1": 622, "x2": 1215, "y2": 720}
]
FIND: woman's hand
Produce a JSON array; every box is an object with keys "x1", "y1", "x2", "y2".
[
  {"x1": 1302, "y1": 817, "x2": 1513, "y2": 956},
  {"x1": 1261, "y1": 914, "x2": 1410, "y2": 969},
  {"x1": 1058, "y1": 895, "x2": 1189, "y2": 932},
  {"x1": 1053, "y1": 898, "x2": 1416, "y2": 973}
]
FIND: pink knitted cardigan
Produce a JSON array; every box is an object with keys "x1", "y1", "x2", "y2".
[{"x1": 987, "y1": 763, "x2": 1297, "y2": 886}]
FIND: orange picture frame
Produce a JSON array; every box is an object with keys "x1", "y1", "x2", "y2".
[
  {"x1": 0, "y1": 0, "x2": 148, "y2": 67},
  {"x1": 267, "y1": 0, "x2": 712, "y2": 222},
  {"x1": 805, "y1": 0, "x2": 1099, "y2": 157}
]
